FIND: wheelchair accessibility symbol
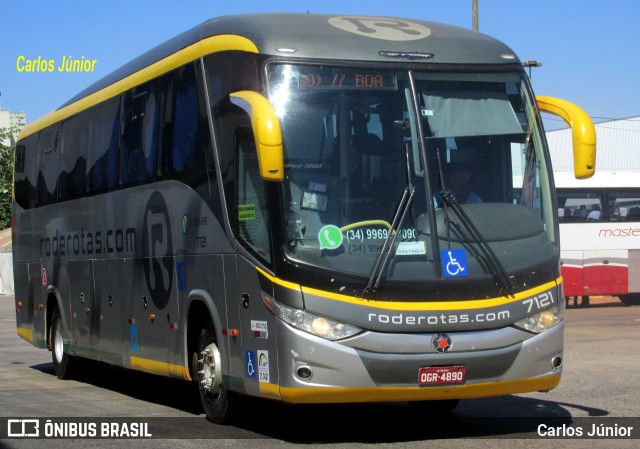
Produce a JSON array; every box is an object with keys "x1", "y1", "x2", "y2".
[
  {"x1": 441, "y1": 249, "x2": 468, "y2": 278},
  {"x1": 245, "y1": 350, "x2": 257, "y2": 378}
]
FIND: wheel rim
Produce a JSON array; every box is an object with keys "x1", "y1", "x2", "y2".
[
  {"x1": 199, "y1": 342, "x2": 222, "y2": 398},
  {"x1": 54, "y1": 319, "x2": 64, "y2": 364}
]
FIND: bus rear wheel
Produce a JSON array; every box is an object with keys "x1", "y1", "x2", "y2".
[
  {"x1": 50, "y1": 307, "x2": 77, "y2": 379},
  {"x1": 619, "y1": 294, "x2": 640, "y2": 306},
  {"x1": 195, "y1": 322, "x2": 241, "y2": 424}
]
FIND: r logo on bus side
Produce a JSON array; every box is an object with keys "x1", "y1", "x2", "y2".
[
  {"x1": 328, "y1": 16, "x2": 431, "y2": 41},
  {"x1": 143, "y1": 191, "x2": 173, "y2": 310}
]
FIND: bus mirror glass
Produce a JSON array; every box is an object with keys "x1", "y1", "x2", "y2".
[
  {"x1": 536, "y1": 96, "x2": 596, "y2": 179},
  {"x1": 230, "y1": 91, "x2": 284, "y2": 182}
]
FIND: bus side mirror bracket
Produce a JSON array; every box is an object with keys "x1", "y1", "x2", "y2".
[
  {"x1": 536, "y1": 96, "x2": 596, "y2": 179},
  {"x1": 230, "y1": 91, "x2": 284, "y2": 182}
]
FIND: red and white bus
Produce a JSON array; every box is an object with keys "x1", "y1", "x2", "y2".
[{"x1": 555, "y1": 171, "x2": 640, "y2": 306}]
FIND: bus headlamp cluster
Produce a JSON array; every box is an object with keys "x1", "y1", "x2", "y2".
[
  {"x1": 263, "y1": 294, "x2": 362, "y2": 341},
  {"x1": 514, "y1": 302, "x2": 565, "y2": 334}
]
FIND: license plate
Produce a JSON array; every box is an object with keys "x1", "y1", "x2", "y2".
[{"x1": 418, "y1": 366, "x2": 466, "y2": 385}]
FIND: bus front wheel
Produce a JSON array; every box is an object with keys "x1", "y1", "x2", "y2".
[
  {"x1": 195, "y1": 322, "x2": 241, "y2": 424},
  {"x1": 50, "y1": 307, "x2": 77, "y2": 379}
]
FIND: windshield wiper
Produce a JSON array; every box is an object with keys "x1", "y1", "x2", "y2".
[
  {"x1": 440, "y1": 190, "x2": 515, "y2": 297},
  {"x1": 434, "y1": 147, "x2": 514, "y2": 296},
  {"x1": 363, "y1": 185, "x2": 415, "y2": 296},
  {"x1": 363, "y1": 142, "x2": 416, "y2": 296}
]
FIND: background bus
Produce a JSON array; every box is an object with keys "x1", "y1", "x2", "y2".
[
  {"x1": 555, "y1": 171, "x2": 640, "y2": 306},
  {"x1": 13, "y1": 13, "x2": 595, "y2": 423}
]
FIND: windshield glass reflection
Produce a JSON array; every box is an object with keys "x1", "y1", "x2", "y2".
[{"x1": 266, "y1": 64, "x2": 554, "y2": 285}]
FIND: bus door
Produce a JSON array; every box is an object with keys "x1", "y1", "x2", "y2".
[
  {"x1": 13, "y1": 263, "x2": 32, "y2": 335},
  {"x1": 23, "y1": 263, "x2": 46, "y2": 347},
  {"x1": 631, "y1": 250, "x2": 640, "y2": 294},
  {"x1": 65, "y1": 260, "x2": 96, "y2": 353},
  {"x1": 92, "y1": 259, "x2": 129, "y2": 365},
  {"x1": 235, "y1": 255, "x2": 279, "y2": 397},
  {"x1": 233, "y1": 127, "x2": 280, "y2": 397}
]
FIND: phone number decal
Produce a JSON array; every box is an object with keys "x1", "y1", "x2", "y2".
[{"x1": 346, "y1": 228, "x2": 416, "y2": 242}]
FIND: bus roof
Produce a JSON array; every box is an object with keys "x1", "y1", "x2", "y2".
[{"x1": 21, "y1": 13, "x2": 522, "y2": 140}]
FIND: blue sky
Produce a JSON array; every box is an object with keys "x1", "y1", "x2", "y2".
[{"x1": 2, "y1": 0, "x2": 639, "y2": 129}]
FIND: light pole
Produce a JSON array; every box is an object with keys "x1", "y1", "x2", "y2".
[
  {"x1": 522, "y1": 60, "x2": 543, "y2": 78},
  {"x1": 472, "y1": 0, "x2": 479, "y2": 31}
]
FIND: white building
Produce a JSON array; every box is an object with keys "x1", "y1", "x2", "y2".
[
  {"x1": 0, "y1": 109, "x2": 23, "y2": 294},
  {"x1": 546, "y1": 116, "x2": 640, "y2": 174},
  {"x1": 0, "y1": 109, "x2": 27, "y2": 147}
]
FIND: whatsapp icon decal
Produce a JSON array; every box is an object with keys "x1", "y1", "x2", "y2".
[{"x1": 318, "y1": 225, "x2": 344, "y2": 250}]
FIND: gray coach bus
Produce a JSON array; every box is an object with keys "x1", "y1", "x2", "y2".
[{"x1": 12, "y1": 13, "x2": 596, "y2": 423}]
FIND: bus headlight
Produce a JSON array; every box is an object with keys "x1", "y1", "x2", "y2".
[
  {"x1": 514, "y1": 301, "x2": 565, "y2": 334},
  {"x1": 263, "y1": 294, "x2": 362, "y2": 341}
]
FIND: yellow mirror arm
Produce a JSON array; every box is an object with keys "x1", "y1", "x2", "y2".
[
  {"x1": 537, "y1": 96, "x2": 596, "y2": 179},
  {"x1": 230, "y1": 91, "x2": 284, "y2": 181}
]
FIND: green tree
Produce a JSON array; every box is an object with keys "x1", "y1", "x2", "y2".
[{"x1": 0, "y1": 127, "x2": 15, "y2": 230}]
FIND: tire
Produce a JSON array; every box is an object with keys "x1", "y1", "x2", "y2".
[
  {"x1": 408, "y1": 399, "x2": 461, "y2": 414},
  {"x1": 50, "y1": 307, "x2": 77, "y2": 379},
  {"x1": 194, "y1": 322, "x2": 242, "y2": 424},
  {"x1": 619, "y1": 294, "x2": 640, "y2": 306}
]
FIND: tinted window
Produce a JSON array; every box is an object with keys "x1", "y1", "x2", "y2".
[
  {"x1": 557, "y1": 190, "x2": 603, "y2": 222},
  {"x1": 87, "y1": 97, "x2": 120, "y2": 194},
  {"x1": 120, "y1": 81, "x2": 158, "y2": 188},
  {"x1": 158, "y1": 63, "x2": 206, "y2": 184},
  {"x1": 13, "y1": 135, "x2": 38, "y2": 209},
  {"x1": 235, "y1": 127, "x2": 271, "y2": 264},
  {"x1": 59, "y1": 114, "x2": 88, "y2": 201},
  {"x1": 606, "y1": 190, "x2": 640, "y2": 222},
  {"x1": 35, "y1": 126, "x2": 60, "y2": 206}
]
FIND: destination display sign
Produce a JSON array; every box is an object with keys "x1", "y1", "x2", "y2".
[{"x1": 294, "y1": 67, "x2": 398, "y2": 90}]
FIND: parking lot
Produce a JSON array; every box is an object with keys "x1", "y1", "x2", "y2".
[{"x1": 1, "y1": 294, "x2": 639, "y2": 448}]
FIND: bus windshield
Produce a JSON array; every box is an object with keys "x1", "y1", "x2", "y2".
[{"x1": 267, "y1": 63, "x2": 555, "y2": 283}]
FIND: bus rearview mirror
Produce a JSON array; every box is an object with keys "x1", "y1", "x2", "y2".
[
  {"x1": 230, "y1": 91, "x2": 284, "y2": 182},
  {"x1": 536, "y1": 96, "x2": 596, "y2": 180}
]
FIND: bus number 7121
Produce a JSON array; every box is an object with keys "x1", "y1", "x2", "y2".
[{"x1": 523, "y1": 292, "x2": 556, "y2": 313}]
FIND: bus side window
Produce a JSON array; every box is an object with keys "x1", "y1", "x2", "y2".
[
  {"x1": 14, "y1": 135, "x2": 38, "y2": 209},
  {"x1": 628, "y1": 207, "x2": 640, "y2": 222},
  {"x1": 86, "y1": 97, "x2": 120, "y2": 194},
  {"x1": 235, "y1": 127, "x2": 272, "y2": 264},
  {"x1": 557, "y1": 190, "x2": 602, "y2": 223},
  {"x1": 607, "y1": 191, "x2": 640, "y2": 222},
  {"x1": 158, "y1": 63, "x2": 206, "y2": 186},
  {"x1": 35, "y1": 126, "x2": 60, "y2": 206},
  {"x1": 59, "y1": 113, "x2": 88, "y2": 201},
  {"x1": 120, "y1": 81, "x2": 158, "y2": 188}
]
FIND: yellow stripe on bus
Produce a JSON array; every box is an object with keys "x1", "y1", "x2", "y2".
[
  {"x1": 129, "y1": 356, "x2": 191, "y2": 381},
  {"x1": 257, "y1": 266, "x2": 562, "y2": 311},
  {"x1": 258, "y1": 382, "x2": 281, "y2": 399},
  {"x1": 16, "y1": 327, "x2": 33, "y2": 343},
  {"x1": 19, "y1": 34, "x2": 259, "y2": 140},
  {"x1": 275, "y1": 374, "x2": 561, "y2": 404},
  {"x1": 256, "y1": 266, "x2": 304, "y2": 293}
]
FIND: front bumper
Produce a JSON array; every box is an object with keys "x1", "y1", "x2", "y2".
[{"x1": 266, "y1": 320, "x2": 563, "y2": 404}]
